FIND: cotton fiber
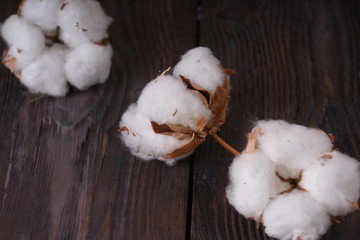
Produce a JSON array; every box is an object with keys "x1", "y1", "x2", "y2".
[
  {"x1": 64, "y1": 42, "x2": 112, "y2": 90},
  {"x1": 1, "y1": 14, "x2": 45, "y2": 72},
  {"x1": 302, "y1": 151, "x2": 360, "y2": 216},
  {"x1": 58, "y1": 0, "x2": 112, "y2": 47},
  {"x1": 173, "y1": 47, "x2": 226, "y2": 94},
  {"x1": 21, "y1": 0, "x2": 63, "y2": 32},
  {"x1": 226, "y1": 151, "x2": 285, "y2": 220},
  {"x1": 21, "y1": 44, "x2": 68, "y2": 96},
  {"x1": 262, "y1": 191, "x2": 331, "y2": 240}
]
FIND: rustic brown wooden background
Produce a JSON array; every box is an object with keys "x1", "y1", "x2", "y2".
[{"x1": 0, "y1": 0, "x2": 359, "y2": 239}]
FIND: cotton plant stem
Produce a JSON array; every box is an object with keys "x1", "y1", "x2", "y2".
[
  {"x1": 331, "y1": 216, "x2": 341, "y2": 224},
  {"x1": 28, "y1": 94, "x2": 48, "y2": 103},
  {"x1": 210, "y1": 133, "x2": 240, "y2": 156}
]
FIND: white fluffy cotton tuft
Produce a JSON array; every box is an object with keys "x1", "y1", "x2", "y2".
[
  {"x1": 255, "y1": 120, "x2": 333, "y2": 171},
  {"x1": 1, "y1": 0, "x2": 113, "y2": 96},
  {"x1": 302, "y1": 151, "x2": 360, "y2": 216},
  {"x1": 173, "y1": 47, "x2": 227, "y2": 94},
  {"x1": 120, "y1": 103, "x2": 192, "y2": 166},
  {"x1": 227, "y1": 120, "x2": 360, "y2": 240},
  {"x1": 21, "y1": 44, "x2": 68, "y2": 96},
  {"x1": 64, "y1": 42, "x2": 113, "y2": 90},
  {"x1": 137, "y1": 75, "x2": 212, "y2": 130},
  {"x1": 21, "y1": 0, "x2": 63, "y2": 32},
  {"x1": 1, "y1": 14, "x2": 45, "y2": 71},
  {"x1": 262, "y1": 191, "x2": 331, "y2": 240},
  {"x1": 58, "y1": 0, "x2": 112, "y2": 47},
  {"x1": 226, "y1": 151, "x2": 285, "y2": 220}
]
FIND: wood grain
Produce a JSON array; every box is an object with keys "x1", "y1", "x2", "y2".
[
  {"x1": 191, "y1": 0, "x2": 360, "y2": 239},
  {"x1": 0, "y1": 0, "x2": 360, "y2": 240},
  {"x1": 0, "y1": 0, "x2": 197, "y2": 239}
]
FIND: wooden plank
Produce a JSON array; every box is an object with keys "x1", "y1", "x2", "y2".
[
  {"x1": 0, "y1": 0, "x2": 197, "y2": 239},
  {"x1": 191, "y1": 0, "x2": 360, "y2": 239}
]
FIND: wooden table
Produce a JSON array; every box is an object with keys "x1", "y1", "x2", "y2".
[{"x1": 0, "y1": 0, "x2": 359, "y2": 239}]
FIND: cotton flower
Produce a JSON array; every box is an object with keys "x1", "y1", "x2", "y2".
[
  {"x1": 1, "y1": 0, "x2": 113, "y2": 96},
  {"x1": 119, "y1": 47, "x2": 233, "y2": 165},
  {"x1": 226, "y1": 120, "x2": 360, "y2": 240}
]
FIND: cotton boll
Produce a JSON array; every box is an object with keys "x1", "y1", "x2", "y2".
[
  {"x1": 255, "y1": 120, "x2": 333, "y2": 171},
  {"x1": 301, "y1": 151, "x2": 360, "y2": 216},
  {"x1": 229, "y1": 120, "x2": 359, "y2": 239},
  {"x1": 137, "y1": 75, "x2": 212, "y2": 130},
  {"x1": 1, "y1": 14, "x2": 45, "y2": 71},
  {"x1": 263, "y1": 191, "x2": 331, "y2": 240},
  {"x1": 120, "y1": 75, "x2": 213, "y2": 163},
  {"x1": 58, "y1": 0, "x2": 112, "y2": 47},
  {"x1": 120, "y1": 104, "x2": 192, "y2": 165},
  {"x1": 20, "y1": 0, "x2": 63, "y2": 32},
  {"x1": 119, "y1": 47, "x2": 231, "y2": 163},
  {"x1": 21, "y1": 44, "x2": 68, "y2": 96},
  {"x1": 64, "y1": 42, "x2": 113, "y2": 90},
  {"x1": 173, "y1": 47, "x2": 227, "y2": 94},
  {"x1": 226, "y1": 151, "x2": 285, "y2": 220}
]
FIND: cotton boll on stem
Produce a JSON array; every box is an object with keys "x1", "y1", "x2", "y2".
[
  {"x1": 262, "y1": 191, "x2": 331, "y2": 240},
  {"x1": 119, "y1": 47, "x2": 233, "y2": 163},
  {"x1": 21, "y1": 44, "x2": 68, "y2": 97},
  {"x1": 58, "y1": 0, "x2": 112, "y2": 47},
  {"x1": 1, "y1": 14, "x2": 45, "y2": 72},
  {"x1": 301, "y1": 151, "x2": 360, "y2": 216},
  {"x1": 64, "y1": 42, "x2": 113, "y2": 90},
  {"x1": 20, "y1": 0, "x2": 63, "y2": 32}
]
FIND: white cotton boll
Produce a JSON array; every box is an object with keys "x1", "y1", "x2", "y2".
[
  {"x1": 263, "y1": 191, "x2": 331, "y2": 240},
  {"x1": 255, "y1": 120, "x2": 333, "y2": 171},
  {"x1": 120, "y1": 104, "x2": 191, "y2": 165},
  {"x1": 21, "y1": 0, "x2": 63, "y2": 32},
  {"x1": 64, "y1": 42, "x2": 113, "y2": 90},
  {"x1": 1, "y1": 14, "x2": 45, "y2": 71},
  {"x1": 58, "y1": 0, "x2": 112, "y2": 47},
  {"x1": 137, "y1": 75, "x2": 212, "y2": 130},
  {"x1": 301, "y1": 151, "x2": 360, "y2": 216},
  {"x1": 173, "y1": 47, "x2": 227, "y2": 94},
  {"x1": 226, "y1": 151, "x2": 284, "y2": 220},
  {"x1": 21, "y1": 44, "x2": 68, "y2": 96}
]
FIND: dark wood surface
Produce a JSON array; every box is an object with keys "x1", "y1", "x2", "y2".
[{"x1": 0, "y1": 0, "x2": 359, "y2": 239}]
